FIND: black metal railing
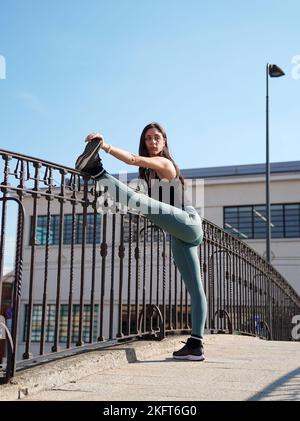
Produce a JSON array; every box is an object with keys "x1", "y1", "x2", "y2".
[{"x1": 0, "y1": 149, "x2": 300, "y2": 384}]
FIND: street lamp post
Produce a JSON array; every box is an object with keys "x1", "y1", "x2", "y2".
[
  {"x1": 266, "y1": 63, "x2": 285, "y2": 340},
  {"x1": 266, "y1": 63, "x2": 285, "y2": 263}
]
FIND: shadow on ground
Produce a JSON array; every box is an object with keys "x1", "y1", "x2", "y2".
[{"x1": 248, "y1": 367, "x2": 300, "y2": 401}]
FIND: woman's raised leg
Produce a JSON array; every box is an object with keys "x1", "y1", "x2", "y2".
[{"x1": 96, "y1": 172, "x2": 203, "y2": 246}]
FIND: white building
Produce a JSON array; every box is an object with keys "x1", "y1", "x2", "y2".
[{"x1": 196, "y1": 161, "x2": 300, "y2": 294}]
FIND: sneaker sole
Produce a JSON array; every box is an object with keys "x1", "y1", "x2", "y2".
[
  {"x1": 76, "y1": 141, "x2": 102, "y2": 171},
  {"x1": 93, "y1": 168, "x2": 106, "y2": 178},
  {"x1": 173, "y1": 354, "x2": 205, "y2": 361}
]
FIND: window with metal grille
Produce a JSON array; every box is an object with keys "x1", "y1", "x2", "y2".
[
  {"x1": 23, "y1": 304, "x2": 99, "y2": 343},
  {"x1": 31, "y1": 213, "x2": 102, "y2": 245},
  {"x1": 224, "y1": 204, "x2": 300, "y2": 239}
]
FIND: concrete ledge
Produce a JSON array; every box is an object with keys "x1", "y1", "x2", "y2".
[{"x1": 0, "y1": 335, "x2": 188, "y2": 401}]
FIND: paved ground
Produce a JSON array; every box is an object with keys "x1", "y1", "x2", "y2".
[{"x1": 1, "y1": 334, "x2": 300, "y2": 401}]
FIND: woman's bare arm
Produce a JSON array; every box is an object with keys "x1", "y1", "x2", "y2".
[
  {"x1": 85, "y1": 133, "x2": 177, "y2": 180},
  {"x1": 105, "y1": 144, "x2": 176, "y2": 177}
]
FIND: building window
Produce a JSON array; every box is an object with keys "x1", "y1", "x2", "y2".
[
  {"x1": 24, "y1": 304, "x2": 99, "y2": 343},
  {"x1": 285, "y1": 204, "x2": 300, "y2": 238},
  {"x1": 224, "y1": 204, "x2": 300, "y2": 239},
  {"x1": 32, "y1": 213, "x2": 102, "y2": 246},
  {"x1": 23, "y1": 304, "x2": 56, "y2": 342},
  {"x1": 35, "y1": 215, "x2": 60, "y2": 245},
  {"x1": 64, "y1": 214, "x2": 102, "y2": 245}
]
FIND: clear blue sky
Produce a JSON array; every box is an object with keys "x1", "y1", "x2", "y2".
[{"x1": 0, "y1": 0, "x2": 299, "y2": 174}]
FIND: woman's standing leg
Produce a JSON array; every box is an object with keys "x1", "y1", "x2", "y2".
[
  {"x1": 96, "y1": 172, "x2": 207, "y2": 359},
  {"x1": 171, "y1": 236, "x2": 207, "y2": 338}
]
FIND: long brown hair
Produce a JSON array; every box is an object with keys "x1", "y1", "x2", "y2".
[{"x1": 138, "y1": 122, "x2": 185, "y2": 187}]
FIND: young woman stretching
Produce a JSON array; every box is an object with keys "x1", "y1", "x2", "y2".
[{"x1": 75, "y1": 122, "x2": 207, "y2": 361}]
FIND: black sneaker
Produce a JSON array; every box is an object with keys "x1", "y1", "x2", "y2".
[
  {"x1": 75, "y1": 139, "x2": 105, "y2": 177},
  {"x1": 173, "y1": 338, "x2": 205, "y2": 361}
]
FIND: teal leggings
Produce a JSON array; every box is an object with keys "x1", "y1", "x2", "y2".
[{"x1": 96, "y1": 172, "x2": 207, "y2": 337}]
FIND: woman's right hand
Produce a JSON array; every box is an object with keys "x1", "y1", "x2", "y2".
[{"x1": 85, "y1": 132, "x2": 104, "y2": 146}]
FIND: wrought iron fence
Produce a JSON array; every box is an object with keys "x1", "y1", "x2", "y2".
[{"x1": 0, "y1": 149, "x2": 299, "y2": 384}]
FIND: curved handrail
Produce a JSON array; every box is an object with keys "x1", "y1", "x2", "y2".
[
  {"x1": 1, "y1": 147, "x2": 299, "y2": 307},
  {"x1": 1, "y1": 148, "x2": 299, "y2": 305},
  {"x1": 0, "y1": 148, "x2": 299, "y2": 383},
  {"x1": 202, "y1": 218, "x2": 300, "y2": 308},
  {"x1": 0, "y1": 148, "x2": 81, "y2": 175}
]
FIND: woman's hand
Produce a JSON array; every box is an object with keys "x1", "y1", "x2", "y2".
[{"x1": 85, "y1": 132, "x2": 104, "y2": 146}]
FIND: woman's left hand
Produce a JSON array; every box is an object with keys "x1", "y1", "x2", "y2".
[{"x1": 85, "y1": 132, "x2": 104, "y2": 145}]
